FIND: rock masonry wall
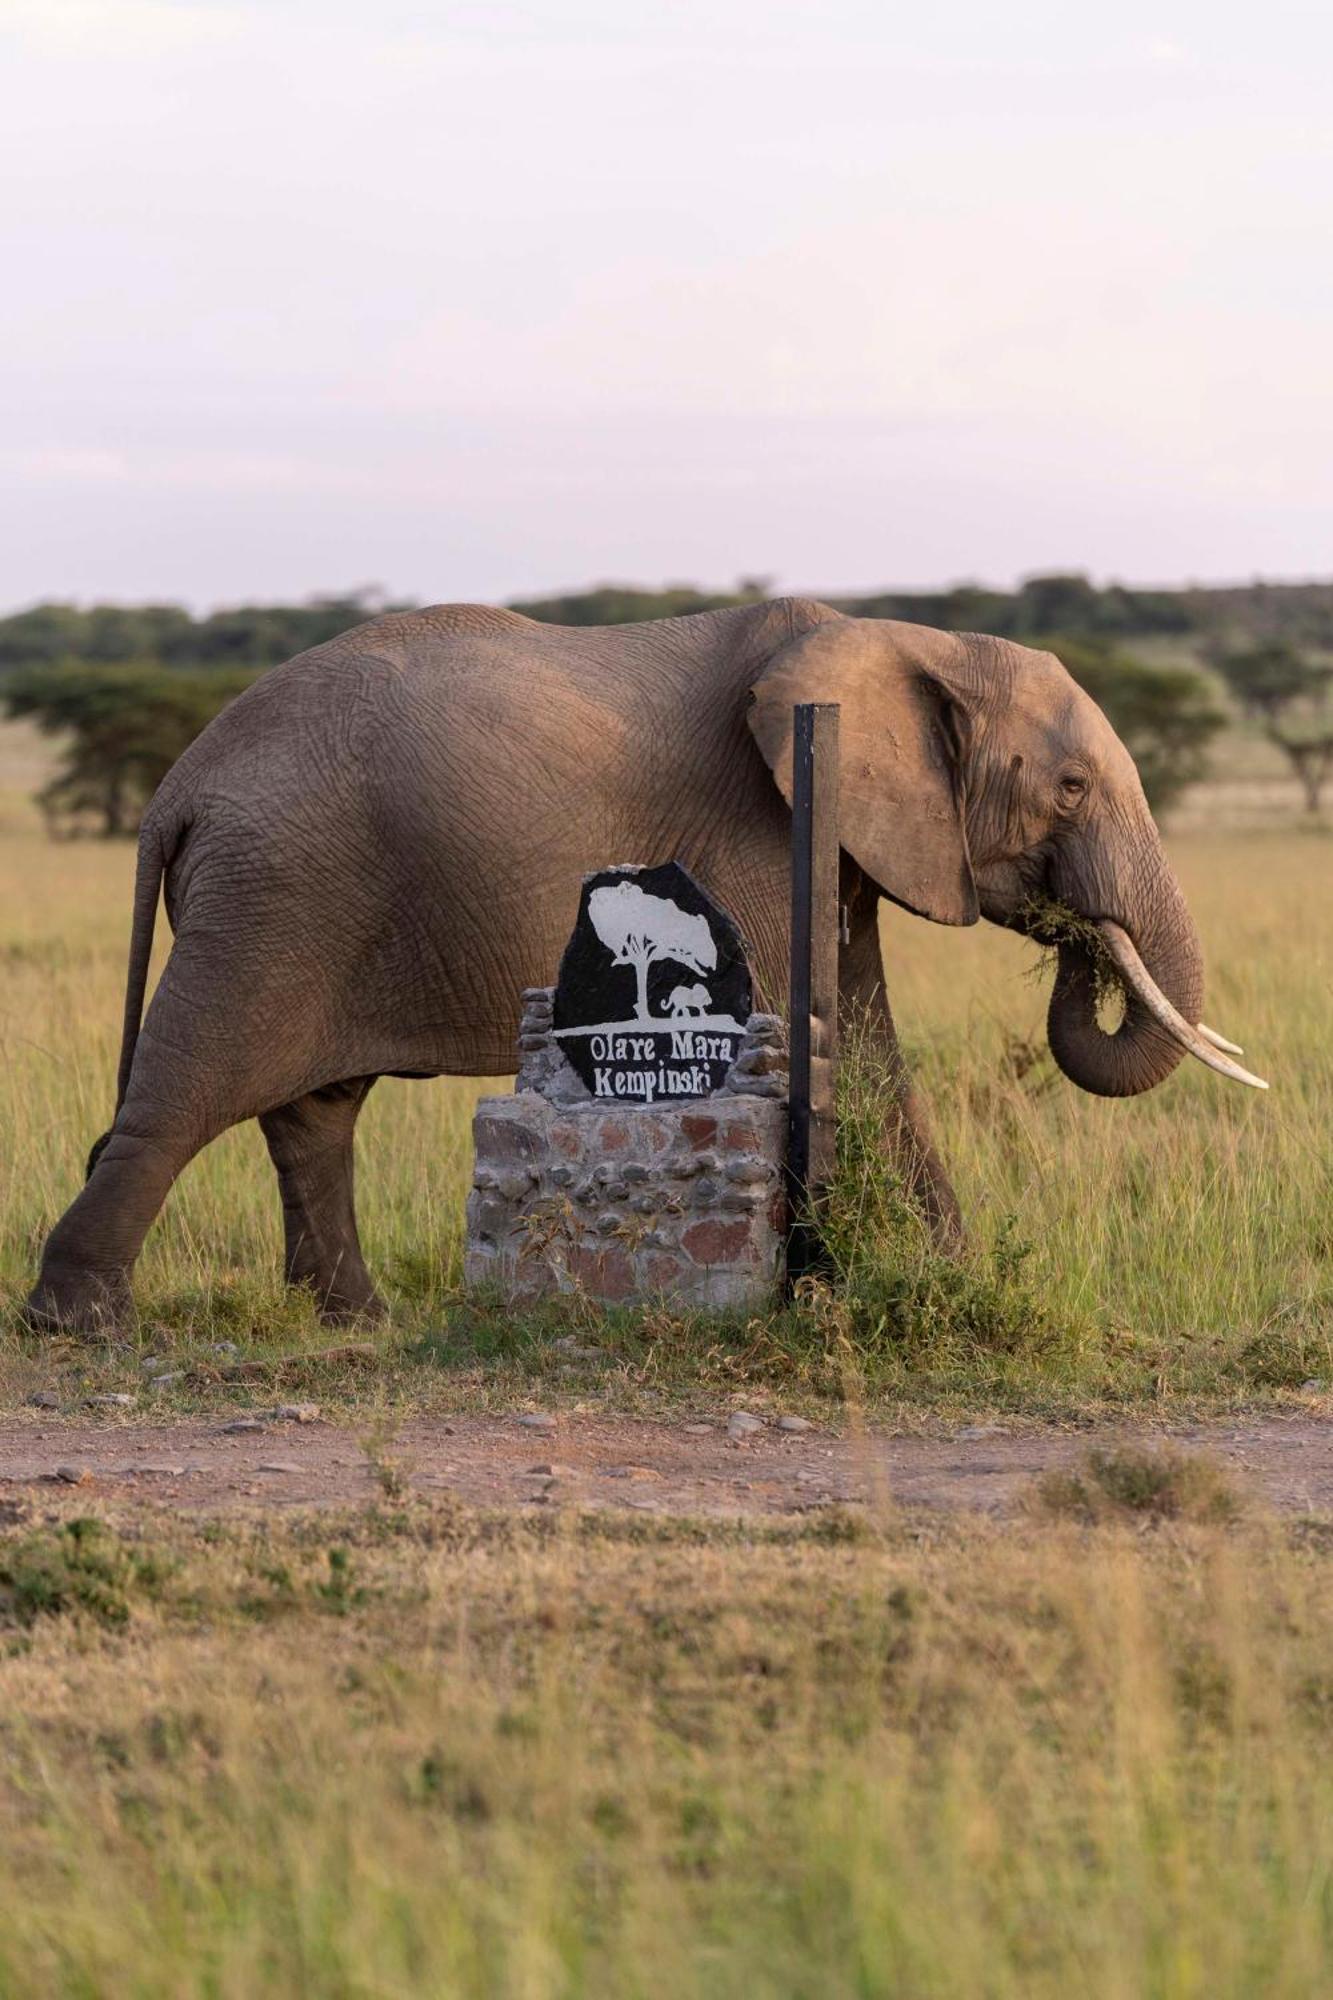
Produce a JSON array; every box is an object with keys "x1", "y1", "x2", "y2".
[{"x1": 464, "y1": 990, "x2": 789, "y2": 1310}]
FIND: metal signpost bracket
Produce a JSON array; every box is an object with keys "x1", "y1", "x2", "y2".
[{"x1": 787, "y1": 701, "x2": 840, "y2": 1286}]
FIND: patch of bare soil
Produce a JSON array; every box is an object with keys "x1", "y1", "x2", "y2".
[{"x1": 3, "y1": 1413, "x2": 1333, "y2": 1518}]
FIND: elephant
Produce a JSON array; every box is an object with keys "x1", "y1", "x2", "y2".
[
  {"x1": 666, "y1": 984, "x2": 712, "y2": 1019},
  {"x1": 24, "y1": 596, "x2": 1264, "y2": 1334}
]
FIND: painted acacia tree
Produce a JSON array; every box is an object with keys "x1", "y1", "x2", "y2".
[{"x1": 588, "y1": 882, "x2": 716, "y2": 1023}]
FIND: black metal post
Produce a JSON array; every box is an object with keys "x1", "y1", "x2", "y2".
[{"x1": 787, "y1": 701, "x2": 840, "y2": 1284}]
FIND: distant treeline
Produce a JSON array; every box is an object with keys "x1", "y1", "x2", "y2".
[
  {"x1": 3, "y1": 575, "x2": 1331, "y2": 834},
  {"x1": 0, "y1": 594, "x2": 400, "y2": 673},
  {"x1": 3, "y1": 573, "x2": 1333, "y2": 669},
  {"x1": 512, "y1": 575, "x2": 1333, "y2": 651}
]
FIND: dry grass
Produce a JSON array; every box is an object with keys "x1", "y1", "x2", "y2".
[{"x1": 0, "y1": 1497, "x2": 1329, "y2": 1994}]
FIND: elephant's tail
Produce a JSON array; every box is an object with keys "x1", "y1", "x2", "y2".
[
  {"x1": 86, "y1": 822, "x2": 167, "y2": 1180},
  {"x1": 114, "y1": 821, "x2": 168, "y2": 1113}
]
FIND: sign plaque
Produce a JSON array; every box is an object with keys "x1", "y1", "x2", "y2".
[{"x1": 552, "y1": 863, "x2": 753, "y2": 1102}]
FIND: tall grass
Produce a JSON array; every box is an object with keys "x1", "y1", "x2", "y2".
[
  {"x1": 0, "y1": 1501, "x2": 1331, "y2": 1995},
  {"x1": 885, "y1": 832, "x2": 1332, "y2": 1384},
  {"x1": 1, "y1": 737, "x2": 1329, "y2": 1397}
]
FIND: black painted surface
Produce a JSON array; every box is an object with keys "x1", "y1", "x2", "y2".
[{"x1": 553, "y1": 863, "x2": 753, "y2": 1102}]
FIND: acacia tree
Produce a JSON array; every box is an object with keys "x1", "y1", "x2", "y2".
[
  {"x1": 587, "y1": 882, "x2": 716, "y2": 1022},
  {"x1": 2, "y1": 665, "x2": 255, "y2": 836},
  {"x1": 1216, "y1": 644, "x2": 1333, "y2": 813}
]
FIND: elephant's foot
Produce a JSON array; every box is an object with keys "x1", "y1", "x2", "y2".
[
  {"x1": 316, "y1": 1290, "x2": 388, "y2": 1329},
  {"x1": 22, "y1": 1264, "x2": 133, "y2": 1340},
  {"x1": 898, "y1": 1164, "x2": 965, "y2": 1257},
  {"x1": 286, "y1": 1260, "x2": 387, "y2": 1328},
  {"x1": 874, "y1": 1133, "x2": 966, "y2": 1257},
  {"x1": 920, "y1": 1176, "x2": 966, "y2": 1257}
]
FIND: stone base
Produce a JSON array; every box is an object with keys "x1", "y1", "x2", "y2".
[{"x1": 464, "y1": 1092, "x2": 787, "y2": 1310}]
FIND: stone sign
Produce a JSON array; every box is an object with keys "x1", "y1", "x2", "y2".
[
  {"x1": 552, "y1": 863, "x2": 752, "y2": 1103},
  {"x1": 464, "y1": 861, "x2": 788, "y2": 1312}
]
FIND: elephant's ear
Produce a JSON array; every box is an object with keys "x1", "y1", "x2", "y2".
[{"x1": 747, "y1": 617, "x2": 979, "y2": 926}]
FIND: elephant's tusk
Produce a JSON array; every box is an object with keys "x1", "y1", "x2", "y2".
[
  {"x1": 1196, "y1": 1020, "x2": 1245, "y2": 1056},
  {"x1": 1096, "y1": 922, "x2": 1269, "y2": 1091}
]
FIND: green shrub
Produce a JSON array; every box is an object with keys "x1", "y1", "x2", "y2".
[
  {"x1": 2, "y1": 663, "x2": 256, "y2": 836},
  {"x1": 0, "y1": 1518, "x2": 172, "y2": 1628},
  {"x1": 1035, "y1": 1446, "x2": 1243, "y2": 1525},
  {"x1": 813, "y1": 1020, "x2": 1063, "y2": 1368}
]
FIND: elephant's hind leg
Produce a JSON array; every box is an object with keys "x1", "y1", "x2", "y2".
[
  {"x1": 259, "y1": 1077, "x2": 384, "y2": 1324},
  {"x1": 26, "y1": 1089, "x2": 230, "y2": 1337}
]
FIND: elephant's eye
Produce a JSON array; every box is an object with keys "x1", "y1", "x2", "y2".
[{"x1": 1058, "y1": 773, "x2": 1089, "y2": 807}]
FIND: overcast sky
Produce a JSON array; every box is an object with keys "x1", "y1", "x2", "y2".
[{"x1": 2, "y1": 0, "x2": 1330, "y2": 610}]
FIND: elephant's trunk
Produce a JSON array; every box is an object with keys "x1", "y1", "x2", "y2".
[{"x1": 1045, "y1": 868, "x2": 1204, "y2": 1099}]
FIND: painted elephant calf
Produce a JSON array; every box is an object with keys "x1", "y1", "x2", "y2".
[
  {"x1": 666, "y1": 984, "x2": 712, "y2": 1018},
  {"x1": 26, "y1": 598, "x2": 1264, "y2": 1334}
]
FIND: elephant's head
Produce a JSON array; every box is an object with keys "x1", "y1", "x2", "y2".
[{"x1": 747, "y1": 614, "x2": 1265, "y2": 1097}]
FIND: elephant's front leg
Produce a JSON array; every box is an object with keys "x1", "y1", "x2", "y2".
[{"x1": 838, "y1": 874, "x2": 964, "y2": 1252}]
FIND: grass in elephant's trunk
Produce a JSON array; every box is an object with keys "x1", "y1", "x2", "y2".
[
  {"x1": 1015, "y1": 893, "x2": 1120, "y2": 992},
  {"x1": 1017, "y1": 889, "x2": 1131, "y2": 1033},
  {"x1": 1018, "y1": 882, "x2": 1214, "y2": 1099}
]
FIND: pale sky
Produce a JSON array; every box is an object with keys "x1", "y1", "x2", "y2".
[{"x1": 2, "y1": 0, "x2": 1330, "y2": 610}]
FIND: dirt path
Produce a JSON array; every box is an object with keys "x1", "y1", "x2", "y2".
[{"x1": 4, "y1": 1412, "x2": 1333, "y2": 1518}]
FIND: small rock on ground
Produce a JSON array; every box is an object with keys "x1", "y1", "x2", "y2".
[
  {"x1": 87, "y1": 1393, "x2": 136, "y2": 1409},
  {"x1": 518, "y1": 1414, "x2": 557, "y2": 1432},
  {"x1": 273, "y1": 1403, "x2": 321, "y2": 1423},
  {"x1": 26, "y1": 1392, "x2": 60, "y2": 1410},
  {"x1": 727, "y1": 1412, "x2": 764, "y2": 1439},
  {"x1": 52, "y1": 1465, "x2": 91, "y2": 1485},
  {"x1": 221, "y1": 1419, "x2": 265, "y2": 1435},
  {"x1": 777, "y1": 1416, "x2": 814, "y2": 1435},
  {"x1": 553, "y1": 1337, "x2": 602, "y2": 1360}
]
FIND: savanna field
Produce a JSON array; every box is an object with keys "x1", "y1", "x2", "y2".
[
  {"x1": 1, "y1": 718, "x2": 1328, "y2": 1402},
  {"x1": 1, "y1": 714, "x2": 1332, "y2": 1995}
]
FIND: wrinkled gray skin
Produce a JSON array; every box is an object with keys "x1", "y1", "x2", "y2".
[{"x1": 26, "y1": 599, "x2": 1203, "y2": 1332}]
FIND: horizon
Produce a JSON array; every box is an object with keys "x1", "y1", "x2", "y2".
[{"x1": 5, "y1": 565, "x2": 1333, "y2": 621}]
